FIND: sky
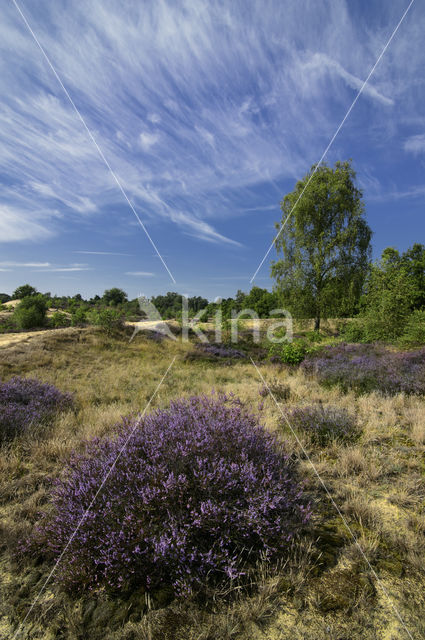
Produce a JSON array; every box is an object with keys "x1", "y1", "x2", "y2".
[{"x1": 0, "y1": 0, "x2": 424, "y2": 301}]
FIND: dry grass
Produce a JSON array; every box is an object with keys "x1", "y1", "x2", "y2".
[{"x1": 0, "y1": 327, "x2": 424, "y2": 640}]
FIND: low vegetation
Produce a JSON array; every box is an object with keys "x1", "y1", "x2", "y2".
[
  {"x1": 0, "y1": 376, "x2": 73, "y2": 443},
  {"x1": 1, "y1": 327, "x2": 424, "y2": 639},
  {"x1": 301, "y1": 343, "x2": 425, "y2": 395},
  {"x1": 28, "y1": 393, "x2": 310, "y2": 597},
  {"x1": 287, "y1": 404, "x2": 359, "y2": 446}
]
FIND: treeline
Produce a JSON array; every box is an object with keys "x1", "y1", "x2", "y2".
[
  {"x1": 151, "y1": 293, "x2": 208, "y2": 319},
  {"x1": 150, "y1": 288, "x2": 280, "y2": 320},
  {"x1": 0, "y1": 287, "x2": 142, "y2": 332}
]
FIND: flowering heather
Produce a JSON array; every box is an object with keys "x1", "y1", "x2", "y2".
[
  {"x1": 287, "y1": 404, "x2": 359, "y2": 446},
  {"x1": 195, "y1": 343, "x2": 247, "y2": 359},
  {"x1": 32, "y1": 393, "x2": 310, "y2": 596},
  {"x1": 0, "y1": 376, "x2": 73, "y2": 443},
  {"x1": 301, "y1": 343, "x2": 425, "y2": 395}
]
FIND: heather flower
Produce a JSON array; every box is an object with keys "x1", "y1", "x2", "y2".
[
  {"x1": 187, "y1": 343, "x2": 247, "y2": 361},
  {"x1": 287, "y1": 404, "x2": 359, "y2": 446},
  {"x1": 0, "y1": 377, "x2": 73, "y2": 443},
  {"x1": 31, "y1": 393, "x2": 310, "y2": 596},
  {"x1": 301, "y1": 343, "x2": 425, "y2": 395}
]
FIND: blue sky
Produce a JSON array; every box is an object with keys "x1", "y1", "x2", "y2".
[{"x1": 0, "y1": 0, "x2": 424, "y2": 301}]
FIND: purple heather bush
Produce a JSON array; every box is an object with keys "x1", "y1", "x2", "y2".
[
  {"x1": 301, "y1": 343, "x2": 425, "y2": 395},
  {"x1": 287, "y1": 404, "x2": 359, "y2": 446},
  {"x1": 195, "y1": 343, "x2": 247, "y2": 359},
  {"x1": 31, "y1": 393, "x2": 310, "y2": 596},
  {"x1": 0, "y1": 376, "x2": 73, "y2": 443}
]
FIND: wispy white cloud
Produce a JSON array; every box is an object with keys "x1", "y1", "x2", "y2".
[
  {"x1": 0, "y1": 205, "x2": 55, "y2": 242},
  {"x1": 125, "y1": 271, "x2": 155, "y2": 276},
  {"x1": 139, "y1": 131, "x2": 160, "y2": 151},
  {"x1": 0, "y1": 0, "x2": 422, "y2": 253},
  {"x1": 300, "y1": 53, "x2": 394, "y2": 106},
  {"x1": 369, "y1": 184, "x2": 425, "y2": 201},
  {"x1": 170, "y1": 211, "x2": 242, "y2": 246},
  {"x1": 0, "y1": 261, "x2": 50, "y2": 267},
  {"x1": 404, "y1": 134, "x2": 425, "y2": 154},
  {"x1": 35, "y1": 266, "x2": 92, "y2": 272},
  {"x1": 73, "y1": 251, "x2": 133, "y2": 256}
]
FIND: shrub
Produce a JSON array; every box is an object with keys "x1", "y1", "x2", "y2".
[
  {"x1": 269, "y1": 341, "x2": 307, "y2": 365},
  {"x1": 49, "y1": 311, "x2": 70, "y2": 328},
  {"x1": 399, "y1": 310, "x2": 425, "y2": 346},
  {"x1": 287, "y1": 404, "x2": 359, "y2": 446},
  {"x1": 0, "y1": 317, "x2": 18, "y2": 334},
  {"x1": 305, "y1": 330, "x2": 323, "y2": 343},
  {"x1": 88, "y1": 307, "x2": 124, "y2": 334},
  {"x1": 13, "y1": 294, "x2": 47, "y2": 330},
  {"x1": 188, "y1": 343, "x2": 247, "y2": 361},
  {"x1": 31, "y1": 393, "x2": 310, "y2": 595},
  {"x1": 341, "y1": 319, "x2": 368, "y2": 343},
  {"x1": 71, "y1": 307, "x2": 87, "y2": 327},
  {"x1": 0, "y1": 377, "x2": 73, "y2": 443},
  {"x1": 301, "y1": 343, "x2": 425, "y2": 395},
  {"x1": 259, "y1": 379, "x2": 291, "y2": 401}
]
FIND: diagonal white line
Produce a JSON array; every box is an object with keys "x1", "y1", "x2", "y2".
[
  {"x1": 11, "y1": 0, "x2": 176, "y2": 285},
  {"x1": 250, "y1": 357, "x2": 414, "y2": 640},
  {"x1": 250, "y1": 0, "x2": 415, "y2": 284},
  {"x1": 12, "y1": 355, "x2": 177, "y2": 640}
]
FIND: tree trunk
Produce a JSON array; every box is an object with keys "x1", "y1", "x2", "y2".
[{"x1": 314, "y1": 315, "x2": 320, "y2": 331}]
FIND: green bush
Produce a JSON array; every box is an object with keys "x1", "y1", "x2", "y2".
[
  {"x1": 399, "y1": 310, "x2": 425, "y2": 346},
  {"x1": 269, "y1": 340, "x2": 307, "y2": 364},
  {"x1": 71, "y1": 307, "x2": 87, "y2": 326},
  {"x1": 305, "y1": 330, "x2": 323, "y2": 343},
  {"x1": 13, "y1": 295, "x2": 47, "y2": 330},
  {"x1": 341, "y1": 318, "x2": 368, "y2": 342},
  {"x1": 88, "y1": 307, "x2": 124, "y2": 335},
  {"x1": 49, "y1": 311, "x2": 71, "y2": 329}
]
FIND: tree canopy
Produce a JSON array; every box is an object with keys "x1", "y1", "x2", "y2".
[
  {"x1": 102, "y1": 288, "x2": 128, "y2": 306},
  {"x1": 12, "y1": 284, "x2": 38, "y2": 299},
  {"x1": 355, "y1": 244, "x2": 425, "y2": 340},
  {"x1": 271, "y1": 160, "x2": 372, "y2": 329}
]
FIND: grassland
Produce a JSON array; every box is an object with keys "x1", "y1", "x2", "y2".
[{"x1": 1, "y1": 326, "x2": 424, "y2": 639}]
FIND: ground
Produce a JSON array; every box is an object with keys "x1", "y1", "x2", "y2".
[{"x1": 0, "y1": 327, "x2": 424, "y2": 639}]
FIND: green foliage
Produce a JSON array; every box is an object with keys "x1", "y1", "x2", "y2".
[
  {"x1": 13, "y1": 284, "x2": 37, "y2": 299},
  {"x1": 151, "y1": 292, "x2": 209, "y2": 319},
  {"x1": 398, "y1": 310, "x2": 425, "y2": 346},
  {"x1": 401, "y1": 243, "x2": 425, "y2": 310},
  {"x1": 341, "y1": 318, "x2": 368, "y2": 343},
  {"x1": 0, "y1": 293, "x2": 11, "y2": 304},
  {"x1": 49, "y1": 311, "x2": 71, "y2": 328},
  {"x1": 243, "y1": 286, "x2": 279, "y2": 317},
  {"x1": 71, "y1": 307, "x2": 88, "y2": 327},
  {"x1": 305, "y1": 330, "x2": 323, "y2": 343},
  {"x1": 13, "y1": 295, "x2": 47, "y2": 329},
  {"x1": 357, "y1": 247, "x2": 417, "y2": 341},
  {"x1": 205, "y1": 288, "x2": 279, "y2": 322},
  {"x1": 124, "y1": 298, "x2": 144, "y2": 321},
  {"x1": 271, "y1": 160, "x2": 371, "y2": 329},
  {"x1": 269, "y1": 340, "x2": 307, "y2": 364},
  {"x1": 88, "y1": 307, "x2": 124, "y2": 335},
  {"x1": 102, "y1": 287, "x2": 128, "y2": 306},
  {"x1": 0, "y1": 317, "x2": 18, "y2": 333}
]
